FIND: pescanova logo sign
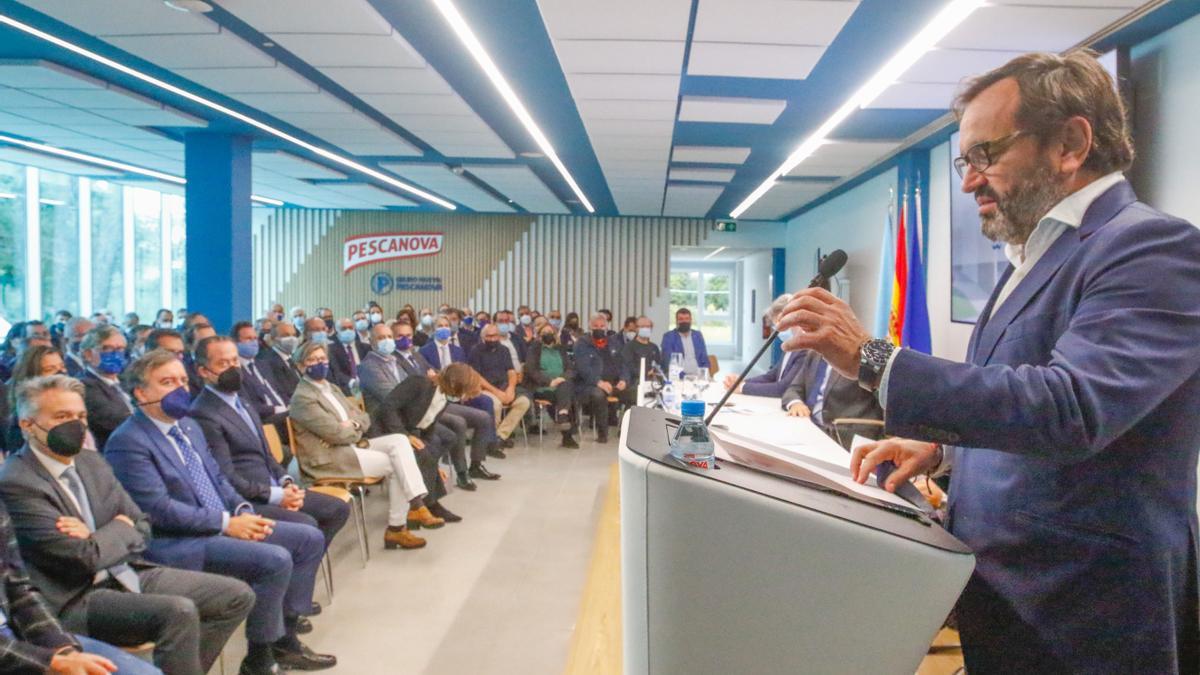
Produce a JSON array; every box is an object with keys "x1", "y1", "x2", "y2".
[{"x1": 343, "y1": 232, "x2": 444, "y2": 273}]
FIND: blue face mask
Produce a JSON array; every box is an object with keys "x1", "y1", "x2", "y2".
[
  {"x1": 338, "y1": 329, "x2": 356, "y2": 344},
  {"x1": 98, "y1": 351, "x2": 127, "y2": 375},
  {"x1": 309, "y1": 331, "x2": 328, "y2": 345},
  {"x1": 354, "y1": 319, "x2": 369, "y2": 332},
  {"x1": 777, "y1": 328, "x2": 794, "y2": 344},
  {"x1": 637, "y1": 327, "x2": 653, "y2": 339},
  {"x1": 434, "y1": 327, "x2": 453, "y2": 342},
  {"x1": 154, "y1": 386, "x2": 192, "y2": 420},
  {"x1": 395, "y1": 335, "x2": 413, "y2": 351},
  {"x1": 498, "y1": 322, "x2": 512, "y2": 336},
  {"x1": 550, "y1": 319, "x2": 562, "y2": 329},
  {"x1": 463, "y1": 317, "x2": 474, "y2": 327},
  {"x1": 375, "y1": 338, "x2": 396, "y2": 355},
  {"x1": 292, "y1": 317, "x2": 306, "y2": 331},
  {"x1": 306, "y1": 362, "x2": 329, "y2": 381},
  {"x1": 236, "y1": 341, "x2": 260, "y2": 360}
]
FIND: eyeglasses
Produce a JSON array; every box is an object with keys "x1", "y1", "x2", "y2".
[{"x1": 952, "y1": 130, "x2": 1030, "y2": 178}]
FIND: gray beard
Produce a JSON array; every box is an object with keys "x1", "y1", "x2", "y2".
[{"x1": 979, "y1": 163, "x2": 1069, "y2": 245}]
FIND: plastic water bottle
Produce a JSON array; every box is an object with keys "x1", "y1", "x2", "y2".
[
  {"x1": 661, "y1": 380, "x2": 678, "y2": 415},
  {"x1": 671, "y1": 400, "x2": 715, "y2": 469}
]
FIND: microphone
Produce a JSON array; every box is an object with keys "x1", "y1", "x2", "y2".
[{"x1": 704, "y1": 250, "x2": 847, "y2": 425}]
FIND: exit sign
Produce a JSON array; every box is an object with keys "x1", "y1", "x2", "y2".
[{"x1": 714, "y1": 219, "x2": 737, "y2": 232}]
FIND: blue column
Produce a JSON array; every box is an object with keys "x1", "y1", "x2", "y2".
[
  {"x1": 184, "y1": 132, "x2": 253, "y2": 333},
  {"x1": 770, "y1": 247, "x2": 786, "y2": 365}
]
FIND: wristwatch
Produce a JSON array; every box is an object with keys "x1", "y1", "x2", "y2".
[{"x1": 857, "y1": 338, "x2": 896, "y2": 392}]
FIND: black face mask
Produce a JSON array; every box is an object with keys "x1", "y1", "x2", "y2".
[
  {"x1": 38, "y1": 419, "x2": 87, "y2": 457},
  {"x1": 541, "y1": 334, "x2": 556, "y2": 346},
  {"x1": 677, "y1": 321, "x2": 691, "y2": 332},
  {"x1": 591, "y1": 329, "x2": 607, "y2": 340},
  {"x1": 484, "y1": 341, "x2": 501, "y2": 350},
  {"x1": 215, "y1": 367, "x2": 243, "y2": 393}
]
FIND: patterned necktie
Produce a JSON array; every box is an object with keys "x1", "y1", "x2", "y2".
[
  {"x1": 247, "y1": 362, "x2": 282, "y2": 406},
  {"x1": 167, "y1": 426, "x2": 225, "y2": 511},
  {"x1": 62, "y1": 465, "x2": 141, "y2": 593}
]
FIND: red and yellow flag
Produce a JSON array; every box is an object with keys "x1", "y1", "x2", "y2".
[{"x1": 888, "y1": 194, "x2": 908, "y2": 346}]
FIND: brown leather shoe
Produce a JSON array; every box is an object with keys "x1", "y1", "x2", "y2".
[
  {"x1": 384, "y1": 527, "x2": 426, "y2": 550},
  {"x1": 407, "y1": 506, "x2": 445, "y2": 530}
]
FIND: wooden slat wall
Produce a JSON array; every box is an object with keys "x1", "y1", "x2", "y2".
[{"x1": 254, "y1": 211, "x2": 711, "y2": 320}]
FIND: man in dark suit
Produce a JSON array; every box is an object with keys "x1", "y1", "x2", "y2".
[
  {"x1": 255, "y1": 322, "x2": 301, "y2": 403},
  {"x1": 62, "y1": 317, "x2": 93, "y2": 378},
  {"x1": 1, "y1": 374, "x2": 254, "y2": 675},
  {"x1": 329, "y1": 318, "x2": 367, "y2": 396},
  {"x1": 779, "y1": 350, "x2": 882, "y2": 442},
  {"x1": 574, "y1": 314, "x2": 634, "y2": 444},
  {"x1": 791, "y1": 52, "x2": 1200, "y2": 672},
  {"x1": 105, "y1": 349, "x2": 335, "y2": 674},
  {"x1": 445, "y1": 309, "x2": 477, "y2": 354},
  {"x1": 190, "y1": 336, "x2": 349, "y2": 549},
  {"x1": 419, "y1": 318, "x2": 468, "y2": 372},
  {"x1": 78, "y1": 325, "x2": 134, "y2": 451},
  {"x1": 0, "y1": 497, "x2": 160, "y2": 675},
  {"x1": 724, "y1": 295, "x2": 810, "y2": 399},
  {"x1": 181, "y1": 324, "x2": 215, "y2": 399}
]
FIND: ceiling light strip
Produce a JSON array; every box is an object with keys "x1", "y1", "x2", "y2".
[
  {"x1": 729, "y1": 0, "x2": 984, "y2": 218},
  {"x1": 431, "y1": 0, "x2": 594, "y2": 213},
  {"x1": 0, "y1": 13, "x2": 456, "y2": 210},
  {"x1": 0, "y1": 133, "x2": 282, "y2": 205},
  {"x1": 702, "y1": 246, "x2": 727, "y2": 261}
]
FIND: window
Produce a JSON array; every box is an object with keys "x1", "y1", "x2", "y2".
[
  {"x1": 165, "y1": 194, "x2": 186, "y2": 311},
  {"x1": 91, "y1": 180, "x2": 124, "y2": 316},
  {"x1": 38, "y1": 170, "x2": 80, "y2": 319},
  {"x1": 130, "y1": 187, "x2": 162, "y2": 320},
  {"x1": 0, "y1": 161, "x2": 26, "y2": 325},
  {"x1": 669, "y1": 265, "x2": 737, "y2": 349}
]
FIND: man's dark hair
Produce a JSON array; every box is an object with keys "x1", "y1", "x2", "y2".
[
  {"x1": 194, "y1": 335, "x2": 235, "y2": 369},
  {"x1": 675, "y1": 308, "x2": 692, "y2": 317},
  {"x1": 146, "y1": 328, "x2": 182, "y2": 351},
  {"x1": 953, "y1": 50, "x2": 1134, "y2": 176},
  {"x1": 230, "y1": 321, "x2": 255, "y2": 338}
]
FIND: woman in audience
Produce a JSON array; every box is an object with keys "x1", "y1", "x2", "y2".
[
  {"x1": 524, "y1": 324, "x2": 579, "y2": 448},
  {"x1": 287, "y1": 342, "x2": 439, "y2": 551},
  {"x1": 560, "y1": 312, "x2": 582, "y2": 351},
  {"x1": 4, "y1": 345, "x2": 98, "y2": 451}
]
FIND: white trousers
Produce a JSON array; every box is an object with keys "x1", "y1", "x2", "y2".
[{"x1": 353, "y1": 433, "x2": 426, "y2": 527}]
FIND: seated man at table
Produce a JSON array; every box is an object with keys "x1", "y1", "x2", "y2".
[
  {"x1": 189, "y1": 336, "x2": 350, "y2": 551},
  {"x1": 104, "y1": 349, "x2": 335, "y2": 675},
  {"x1": 723, "y1": 294, "x2": 809, "y2": 399},
  {"x1": 0, "y1": 375, "x2": 254, "y2": 675},
  {"x1": 780, "y1": 350, "x2": 883, "y2": 444}
]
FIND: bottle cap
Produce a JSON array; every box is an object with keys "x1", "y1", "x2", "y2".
[{"x1": 680, "y1": 399, "x2": 705, "y2": 416}]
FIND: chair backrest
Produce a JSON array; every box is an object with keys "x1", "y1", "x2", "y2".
[
  {"x1": 708, "y1": 354, "x2": 719, "y2": 377},
  {"x1": 352, "y1": 393, "x2": 366, "y2": 412},
  {"x1": 262, "y1": 424, "x2": 285, "y2": 464},
  {"x1": 284, "y1": 416, "x2": 299, "y2": 453}
]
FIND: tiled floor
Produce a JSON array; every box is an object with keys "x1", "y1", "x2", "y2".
[{"x1": 260, "y1": 429, "x2": 618, "y2": 675}]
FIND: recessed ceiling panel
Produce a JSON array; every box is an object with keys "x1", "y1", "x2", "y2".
[
  {"x1": 554, "y1": 40, "x2": 686, "y2": 75},
  {"x1": 904, "y1": 49, "x2": 1027, "y2": 85},
  {"x1": 174, "y1": 66, "x2": 320, "y2": 94},
  {"x1": 576, "y1": 99, "x2": 677, "y2": 121},
  {"x1": 236, "y1": 92, "x2": 357, "y2": 114},
  {"x1": 669, "y1": 167, "x2": 736, "y2": 183},
  {"x1": 95, "y1": 107, "x2": 206, "y2": 127},
  {"x1": 738, "y1": 181, "x2": 830, "y2": 220},
  {"x1": 214, "y1": 0, "x2": 394, "y2": 34},
  {"x1": 568, "y1": 73, "x2": 681, "y2": 101},
  {"x1": 663, "y1": 185, "x2": 723, "y2": 217},
  {"x1": 322, "y1": 183, "x2": 416, "y2": 207},
  {"x1": 19, "y1": 0, "x2": 220, "y2": 36},
  {"x1": 536, "y1": 0, "x2": 692, "y2": 40},
  {"x1": 268, "y1": 33, "x2": 424, "y2": 68},
  {"x1": 687, "y1": 43, "x2": 825, "y2": 80},
  {"x1": 671, "y1": 146, "x2": 752, "y2": 164},
  {"x1": 379, "y1": 162, "x2": 515, "y2": 213},
  {"x1": 678, "y1": 97, "x2": 787, "y2": 124},
  {"x1": 359, "y1": 93, "x2": 474, "y2": 116},
  {"x1": 466, "y1": 165, "x2": 568, "y2": 214},
  {"x1": 253, "y1": 150, "x2": 346, "y2": 180},
  {"x1": 105, "y1": 29, "x2": 275, "y2": 69},
  {"x1": 32, "y1": 86, "x2": 163, "y2": 111},
  {"x1": 693, "y1": 1, "x2": 858, "y2": 45}
]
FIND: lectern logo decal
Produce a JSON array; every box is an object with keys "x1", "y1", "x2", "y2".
[{"x1": 343, "y1": 232, "x2": 444, "y2": 273}]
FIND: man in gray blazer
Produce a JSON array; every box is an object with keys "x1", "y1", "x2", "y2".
[{"x1": 0, "y1": 375, "x2": 255, "y2": 675}]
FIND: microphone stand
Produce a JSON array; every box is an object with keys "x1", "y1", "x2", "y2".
[{"x1": 704, "y1": 329, "x2": 778, "y2": 426}]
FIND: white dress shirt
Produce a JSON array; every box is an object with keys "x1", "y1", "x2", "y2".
[{"x1": 436, "y1": 340, "x2": 453, "y2": 372}]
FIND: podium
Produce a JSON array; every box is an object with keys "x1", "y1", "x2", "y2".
[{"x1": 619, "y1": 407, "x2": 974, "y2": 675}]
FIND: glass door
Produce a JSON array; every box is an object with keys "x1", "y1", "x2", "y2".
[{"x1": 669, "y1": 263, "x2": 737, "y2": 357}]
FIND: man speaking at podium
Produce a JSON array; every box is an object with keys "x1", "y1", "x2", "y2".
[{"x1": 778, "y1": 52, "x2": 1200, "y2": 673}]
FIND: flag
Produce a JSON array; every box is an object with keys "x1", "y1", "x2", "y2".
[
  {"x1": 887, "y1": 193, "x2": 908, "y2": 346},
  {"x1": 901, "y1": 187, "x2": 932, "y2": 353},
  {"x1": 872, "y1": 198, "x2": 895, "y2": 338}
]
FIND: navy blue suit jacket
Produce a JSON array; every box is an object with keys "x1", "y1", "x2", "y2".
[
  {"x1": 104, "y1": 411, "x2": 251, "y2": 571},
  {"x1": 419, "y1": 341, "x2": 466, "y2": 370},
  {"x1": 574, "y1": 337, "x2": 624, "y2": 386},
  {"x1": 741, "y1": 348, "x2": 808, "y2": 398},
  {"x1": 189, "y1": 388, "x2": 288, "y2": 505},
  {"x1": 885, "y1": 181, "x2": 1200, "y2": 672}
]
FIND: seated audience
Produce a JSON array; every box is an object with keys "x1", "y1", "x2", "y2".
[
  {"x1": 145, "y1": 327, "x2": 184, "y2": 358},
  {"x1": 661, "y1": 308, "x2": 709, "y2": 377},
  {"x1": 493, "y1": 310, "x2": 527, "y2": 365},
  {"x1": 79, "y1": 325, "x2": 134, "y2": 451},
  {"x1": 230, "y1": 322, "x2": 289, "y2": 433},
  {"x1": 574, "y1": 314, "x2": 634, "y2": 443},
  {"x1": 612, "y1": 316, "x2": 638, "y2": 351},
  {"x1": 621, "y1": 316, "x2": 663, "y2": 391},
  {"x1": 559, "y1": 312, "x2": 582, "y2": 351},
  {"x1": 0, "y1": 321, "x2": 52, "y2": 382},
  {"x1": 0, "y1": 498, "x2": 161, "y2": 675},
  {"x1": 447, "y1": 309, "x2": 477, "y2": 353},
  {"x1": 5, "y1": 346, "x2": 78, "y2": 453},
  {"x1": 256, "y1": 321, "x2": 301, "y2": 403},
  {"x1": 524, "y1": 324, "x2": 578, "y2": 448},
  {"x1": 513, "y1": 308, "x2": 536, "y2": 346},
  {"x1": 723, "y1": 294, "x2": 808, "y2": 398},
  {"x1": 287, "y1": 342, "x2": 436, "y2": 549},
  {"x1": 1, "y1": 375, "x2": 255, "y2": 675},
  {"x1": 126, "y1": 325, "x2": 152, "y2": 361},
  {"x1": 104, "y1": 350, "x2": 334, "y2": 674},
  {"x1": 467, "y1": 324, "x2": 531, "y2": 451},
  {"x1": 329, "y1": 317, "x2": 367, "y2": 395},
  {"x1": 153, "y1": 309, "x2": 174, "y2": 330},
  {"x1": 189, "y1": 337, "x2": 351, "y2": 551},
  {"x1": 420, "y1": 317, "x2": 465, "y2": 372},
  {"x1": 62, "y1": 317, "x2": 94, "y2": 377},
  {"x1": 181, "y1": 323, "x2": 216, "y2": 398}
]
